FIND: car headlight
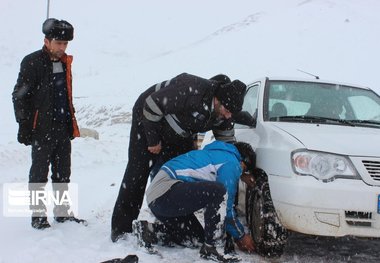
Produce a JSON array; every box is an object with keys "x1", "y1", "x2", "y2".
[{"x1": 291, "y1": 150, "x2": 359, "y2": 182}]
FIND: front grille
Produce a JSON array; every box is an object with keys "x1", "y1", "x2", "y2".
[
  {"x1": 362, "y1": 160, "x2": 380, "y2": 181},
  {"x1": 345, "y1": 211, "x2": 373, "y2": 227}
]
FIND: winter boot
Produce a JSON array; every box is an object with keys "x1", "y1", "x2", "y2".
[
  {"x1": 111, "y1": 229, "x2": 124, "y2": 243},
  {"x1": 200, "y1": 243, "x2": 241, "y2": 263},
  {"x1": 55, "y1": 211, "x2": 88, "y2": 226},
  {"x1": 224, "y1": 233, "x2": 236, "y2": 255},
  {"x1": 111, "y1": 228, "x2": 129, "y2": 243},
  {"x1": 132, "y1": 220, "x2": 158, "y2": 253},
  {"x1": 55, "y1": 215, "x2": 88, "y2": 226},
  {"x1": 31, "y1": 216, "x2": 51, "y2": 230}
]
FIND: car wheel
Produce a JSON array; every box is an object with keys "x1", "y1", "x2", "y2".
[{"x1": 246, "y1": 169, "x2": 288, "y2": 257}]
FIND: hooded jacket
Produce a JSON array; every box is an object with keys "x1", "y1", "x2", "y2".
[
  {"x1": 12, "y1": 47, "x2": 80, "y2": 143},
  {"x1": 148, "y1": 140, "x2": 246, "y2": 240}
]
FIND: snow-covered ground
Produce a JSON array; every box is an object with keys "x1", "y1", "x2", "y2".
[{"x1": 1, "y1": 0, "x2": 380, "y2": 262}]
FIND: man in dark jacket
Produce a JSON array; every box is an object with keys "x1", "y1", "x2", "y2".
[
  {"x1": 12, "y1": 18, "x2": 83, "y2": 229},
  {"x1": 111, "y1": 72, "x2": 247, "y2": 242}
]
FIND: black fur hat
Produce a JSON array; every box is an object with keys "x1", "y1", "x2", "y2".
[
  {"x1": 42, "y1": 18, "x2": 74, "y2": 41},
  {"x1": 215, "y1": 80, "x2": 246, "y2": 113}
]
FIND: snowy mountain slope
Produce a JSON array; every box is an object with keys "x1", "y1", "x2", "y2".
[{"x1": 1, "y1": 0, "x2": 380, "y2": 262}]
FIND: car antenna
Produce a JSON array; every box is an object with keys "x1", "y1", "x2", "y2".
[
  {"x1": 46, "y1": 0, "x2": 50, "y2": 19},
  {"x1": 297, "y1": 69, "x2": 320, "y2": 80}
]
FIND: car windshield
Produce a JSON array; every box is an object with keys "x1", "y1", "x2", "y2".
[{"x1": 264, "y1": 80, "x2": 380, "y2": 128}]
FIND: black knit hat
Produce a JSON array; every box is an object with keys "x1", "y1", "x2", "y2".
[
  {"x1": 215, "y1": 80, "x2": 246, "y2": 113},
  {"x1": 210, "y1": 74, "x2": 231, "y2": 85},
  {"x1": 42, "y1": 18, "x2": 74, "y2": 41}
]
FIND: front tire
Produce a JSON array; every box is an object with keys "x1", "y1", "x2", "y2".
[{"x1": 246, "y1": 169, "x2": 288, "y2": 257}]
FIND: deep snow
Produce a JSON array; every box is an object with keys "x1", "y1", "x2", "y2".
[{"x1": 1, "y1": 0, "x2": 380, "y2": 262}]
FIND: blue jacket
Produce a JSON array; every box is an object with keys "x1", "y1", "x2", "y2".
[{"x1": 161, "y1": 140, "x2": 245, "y2": 240}]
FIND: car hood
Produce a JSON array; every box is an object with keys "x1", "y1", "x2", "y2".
[{"x1": 272, "y1": 122, "x2": 380, "y2": 157}]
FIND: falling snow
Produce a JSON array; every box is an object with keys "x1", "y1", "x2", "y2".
[{"x1": 1, "y1": 0, "x2": 380, "y2": 262}]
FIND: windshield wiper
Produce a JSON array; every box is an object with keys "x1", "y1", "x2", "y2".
[
  {"x1": 346, "y1": 119, "x2": 380, "y2": 127},
  {"x1": 271, "y1": 115, "x2": 356, "y2": 126}
]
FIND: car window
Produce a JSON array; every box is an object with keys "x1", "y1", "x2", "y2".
[
  {"x1": 243, "y1": 84, "x2": 258, "y2": 115},
  {"x1": 349, "y1": 95, "x2": 380, "y2": 121},
  {"x1": 235, "y1": 84, "x2": 259, "y2": 129},
  {"x1": 265, "y1": 80, "x2": 380, "y2": 125}
]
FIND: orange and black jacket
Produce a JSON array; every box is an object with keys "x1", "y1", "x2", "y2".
[{"x1": 12, "y1": 46, "x2": 80, "y2": 142}]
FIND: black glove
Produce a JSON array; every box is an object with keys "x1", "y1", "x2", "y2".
[
  {"x1": 232, "y1": 110, "x2": 256, "y2": 127},
  {"x1": 17, "y1": 121, "x2": 32, "y2": 146}
]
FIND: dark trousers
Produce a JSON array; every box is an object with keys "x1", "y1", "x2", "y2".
[
  {"x1": 111, "y1": 111, "x2": 193, "y2": 235},
  {"x1": 29, "y1": 121, "x2": 71, "y2": 216},
  {"x1": 149, "y1": 181, "x2": 226, "y2": 246},
  {"x1": 29, "y1": 121, "x2": 71, "y2": 184}
]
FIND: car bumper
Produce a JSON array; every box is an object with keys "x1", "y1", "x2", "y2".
[{"x1": 269, "y1": 175, "x2": 380, "y2": 237}]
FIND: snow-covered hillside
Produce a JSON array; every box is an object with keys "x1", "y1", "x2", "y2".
[{"x1": 1, "y1": 1, "x2": 380, "y2": 262}]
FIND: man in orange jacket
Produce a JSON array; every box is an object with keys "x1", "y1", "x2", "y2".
[{"x1": 12, "y1": 18, "x2": 84, "y2": 229}]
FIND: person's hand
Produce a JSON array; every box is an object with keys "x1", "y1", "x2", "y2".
[
  {"x1": 17, "y1": 121, "x2": 32, "y2": 146},
  {"x1": 240, "y1": 173, "x2": 255, "y2": 188},
  {"x1": 148, "y1": 142, "x2": 162, "y2": 154},
  {"x1": 236, "y1": 234, "x2": 255, "y2": 253},
  {"x1": 193, "y1": 139, "x2": 199, "y2": 150}
]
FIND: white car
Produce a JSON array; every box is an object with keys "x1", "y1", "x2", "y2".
[{"x1": 204, "y1": 77, "x2": 380, "y2": 257}]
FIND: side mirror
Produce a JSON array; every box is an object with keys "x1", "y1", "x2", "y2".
[{"x1": 233, "y1": 110, "x2": 257, "y2": 127}]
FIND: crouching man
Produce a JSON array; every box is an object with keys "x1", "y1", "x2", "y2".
[{"x1": 133, "y1": 141, "x2": 256, "y2": 262}]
